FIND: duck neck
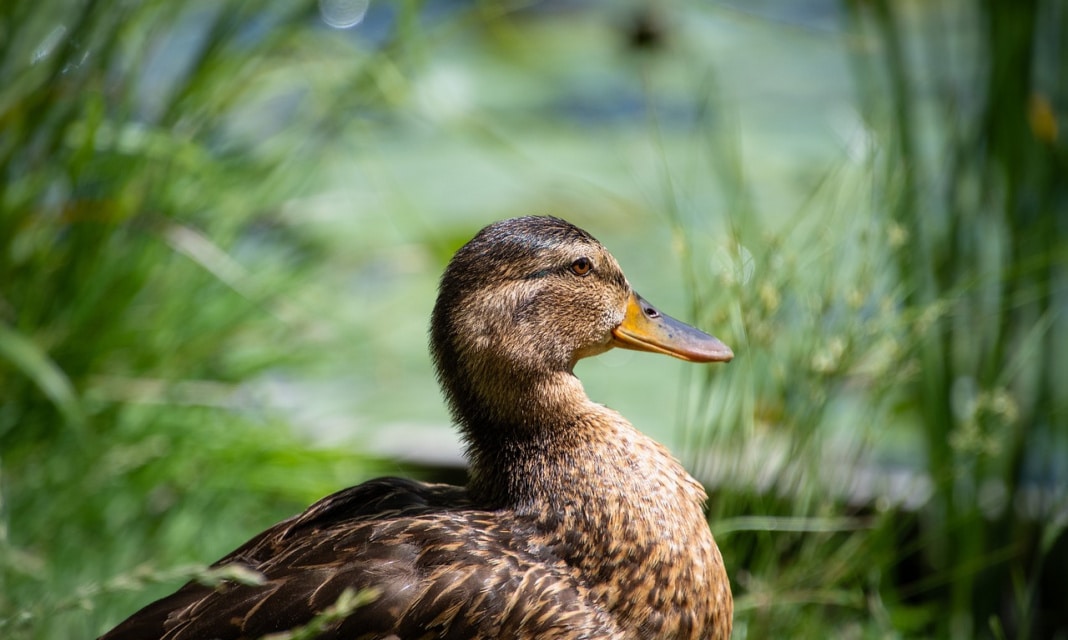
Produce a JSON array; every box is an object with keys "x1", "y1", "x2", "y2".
[
  {"x1": 451, "y1": 366, "x2": 679, "y2": 509},
  {"x1": 453, "y1": 368, "x2": 596, "y2": 505}
]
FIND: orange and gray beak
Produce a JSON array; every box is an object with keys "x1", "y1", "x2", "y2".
[{"x1": 611, "y1": 292, "x2": 733, "y2": 363}]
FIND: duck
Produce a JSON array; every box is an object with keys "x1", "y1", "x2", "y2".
[{"x1": 100, "y1": 215, "x2": 735, "y2": 640}]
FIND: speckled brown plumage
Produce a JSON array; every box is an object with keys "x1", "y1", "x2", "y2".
[{"x1": 100, "y1": 216, "x2": 735, "y2": 640}]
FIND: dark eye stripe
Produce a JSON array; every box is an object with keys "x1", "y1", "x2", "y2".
[
  {"x1": 524, "y1": 268, "x2": 554, "y2": 280},
  {"x1": 523, "y1": 257, "x2": 597, "y2": 280}
]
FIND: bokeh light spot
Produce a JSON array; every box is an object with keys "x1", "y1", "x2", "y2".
[{"x1": 319, "y1": 0, "x2": 370, "y2": 29}]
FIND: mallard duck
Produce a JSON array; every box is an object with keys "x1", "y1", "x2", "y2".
[{"x1": 100, "y1": 216, "x2": 734, "y2": 640}]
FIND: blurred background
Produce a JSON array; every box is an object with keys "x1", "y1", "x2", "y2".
[{"x1": 1, "y1": 0, "x2": 1065, "y2": 637}]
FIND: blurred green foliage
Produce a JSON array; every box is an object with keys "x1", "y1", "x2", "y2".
[
  {"x1": 0, "y1": 0, "x2": 1065, "y2": 639},
  {"x1": 846, "y1": 1, "x2": 1068, "y2": 636},
  {"x1": 0, "y1": 1, "x2": 396, "y2": 636}
]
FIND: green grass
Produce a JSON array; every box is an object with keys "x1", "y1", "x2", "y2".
[
  {"x1": 1, "y1": 1, "x2": 1065, "y2": 638},
  {"x1": 0, "y1": 2, "x2": 394, "y2": 635}
]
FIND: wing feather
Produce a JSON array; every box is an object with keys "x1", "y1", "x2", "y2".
[{"x1": 100, "y1": 478, "x2": 621, "y2": 640}]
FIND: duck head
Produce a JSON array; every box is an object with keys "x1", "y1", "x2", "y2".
[{"x1": 430, "y1": 216, "x2": 732, "y2": 432}]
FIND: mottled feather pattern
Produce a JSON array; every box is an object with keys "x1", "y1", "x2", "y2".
[
  {"x1": 105, "y1": 480, "x2": 623, "y2": 639},
  {"x1": 100, "y1": 217, "x2": 733, "y2": 640}
]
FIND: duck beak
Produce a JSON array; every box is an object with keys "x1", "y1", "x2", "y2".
[{"x1": 611, "y1": 292, "x2": 734, "y2": 363}]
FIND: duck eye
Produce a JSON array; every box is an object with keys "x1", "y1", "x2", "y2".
[{"x1": 569, "y1": 257, "x2": 593, "y2": 276}]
